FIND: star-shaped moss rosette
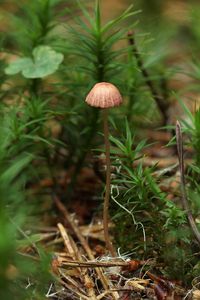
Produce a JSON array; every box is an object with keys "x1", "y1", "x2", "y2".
[{"x1": 5, "y1": 46, "x2": 64, "y2": 79}]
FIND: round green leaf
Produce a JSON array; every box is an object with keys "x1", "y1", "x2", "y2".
[
  {"x1": 5, "y1": 58, "x2": 32, "y2": 75},
  {"x1": 5, "y1": 46, "x2": 64, "y2": 79}
]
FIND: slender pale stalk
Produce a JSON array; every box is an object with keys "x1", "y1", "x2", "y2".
[
  {"x1": 102, "y1": 109, "x2": 116, "y2": 256},
  {"x1": 85, "y1": 82, "x2": 122, "y2": 256}
]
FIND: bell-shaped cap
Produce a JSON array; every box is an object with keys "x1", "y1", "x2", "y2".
[{"x1": 85, "y1": 82, "x2": 122, "y2": 108}]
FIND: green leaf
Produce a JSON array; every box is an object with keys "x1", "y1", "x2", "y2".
[
  {"x1": 0, "y1": 154, "x2": 33, "y2": 184},
  {"x1": 110, "y1": 135, "x2": 127, "y2": 153},
  {"x1": 95, "y1": 0, "x2": 101, "y2": 32},
  {"x1": 101, "y1": 6, "x2": 139, "y2": 34},
  {"x1": 4, "y1": 58, "x2": 32, "y2": 75},
  {"x1": 5, "y1": 46, "x2": 64, "y2": 78}
]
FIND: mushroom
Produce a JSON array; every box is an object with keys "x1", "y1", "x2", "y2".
[{"x1": 86, "y1": 82, "x2": 123, "y2": 256}]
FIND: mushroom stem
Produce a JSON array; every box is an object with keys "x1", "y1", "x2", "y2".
[{"x1": 102, "y1": 109, "x2": 116, "y2": 257}]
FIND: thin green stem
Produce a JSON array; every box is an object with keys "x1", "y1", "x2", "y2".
[
  {"x1": 176, "y1": 121, "x2": 200, "y2": 246},
  {"x1": 127, "y1": 31, "x2": 169, "y2": 126},
  {"x1": 30, "y1": 78, "x2": 41, "y2": 97},
  {"x1": 103, "y1": 109, "x2": 116, "y2": 256}
]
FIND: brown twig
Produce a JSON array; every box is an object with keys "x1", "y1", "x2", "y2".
[
  {"x1": 57, "y1": 223, "x2": 97, "y2": 299},
  {"x1": 176, "y1": 121, "x2": 200, "y2": 246},
  {"x1": 59, "y1": 278, "x2": 90, "y2": 300},
  {"x1": 53, "y1": 195, "x2": 120, "y2": 299},
  {"x1": 127, "y1": 31, "x2": 169, "y2": 125},
  {"x1": 59, "y1": 270, "x2": 88, "y2": 298},
  {"x1": 61, "y1": 259, "x2": 144, "y2": 269},
  {"x1": 57, "y1": 223, "x2": 75, "y2": 255}
]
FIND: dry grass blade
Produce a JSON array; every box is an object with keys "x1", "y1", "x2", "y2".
[
  {"x1": 54, "y1": 195, "x2": 120, "y2": 299},
  {"x1": 57, "y1": 223, "x2": 75, "y2": 255},
  {"x1": 193, "y1": 289, "x2": 200, "y2": 300},
  {"x1": 57, "y1": 223, "x2": 97, "y2": 299}
]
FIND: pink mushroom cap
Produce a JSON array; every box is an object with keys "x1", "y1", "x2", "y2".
[{"x1": 85, "y1": 82, "x2": 123, "y2": 108}]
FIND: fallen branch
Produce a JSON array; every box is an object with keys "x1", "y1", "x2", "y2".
[{"x1": 60, "y1": 259, "x2": 144, "y2": 269}]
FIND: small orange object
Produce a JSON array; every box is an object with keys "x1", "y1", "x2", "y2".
[
  {"x1": 127, "y1": 260, "x2": 141, "y2": 271},
  {"x1": 51, "y1": 255, "x2": 60, "y2": 275}
]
